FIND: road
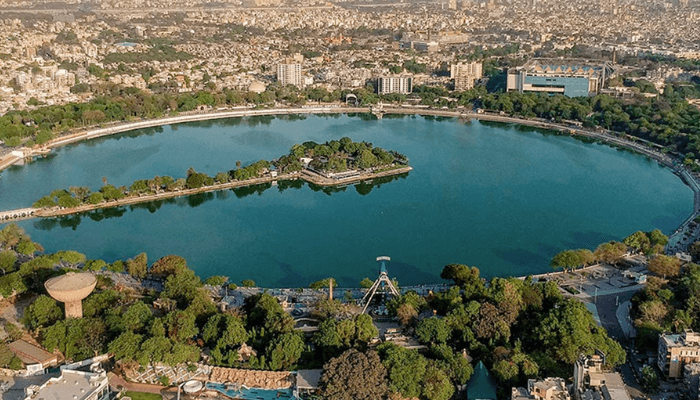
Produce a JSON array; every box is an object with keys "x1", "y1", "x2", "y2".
[{"x1": 592, "y1": 290, "x2": 646, "y2": 398}]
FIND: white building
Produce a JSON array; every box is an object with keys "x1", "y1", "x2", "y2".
[
  {"x1": 451, "y1": 61, "x2": 483, "y2": 91},
  {"x1": 24, "y1": 369, "x2": 109, "y2": 400},
  {"x1": 377, "y1": 76, "x2": 413, "y2": 95},
  {"x1": 277, "y1": 63, "x2": 303, "y2": 88}
]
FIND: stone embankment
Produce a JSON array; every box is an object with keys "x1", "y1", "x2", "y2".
[{"x1": 3, "y1": 166, "x2": 412, "y2": 222}]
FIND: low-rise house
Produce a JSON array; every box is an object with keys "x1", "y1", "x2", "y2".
[
  {"x1": 512, "y1": 378, "x2": 570, "y2": 400},
  {"x1": 573, "y1": 354, "x2": 631, "y2": 400},
  {"x1": 8, "y1": 340, "x2": 58, "y2": 375},
  {"x1": 658, "y1": 330, "x2": 700, "y2": 379}
]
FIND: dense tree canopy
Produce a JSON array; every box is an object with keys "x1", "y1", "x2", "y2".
[{"x1": 319, "y1": 349, "x2": 389, "y2": 400}]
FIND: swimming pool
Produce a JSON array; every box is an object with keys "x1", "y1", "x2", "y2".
[{"x1": 206, "y1": 382, "x2": 298, "y2": 400}]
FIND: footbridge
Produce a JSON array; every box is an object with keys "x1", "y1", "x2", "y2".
[{"x1": 0, "y1": 208, "x2": 38, "y2": 222}]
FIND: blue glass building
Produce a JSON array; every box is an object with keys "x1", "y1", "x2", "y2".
[{"x1": 507, "y1": 59, "x2": 610, "y2": 98}]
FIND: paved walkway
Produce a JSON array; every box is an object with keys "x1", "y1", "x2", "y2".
[
  {"x1": 108, "y1": 372, "x2": 165, "y2": 395},
  {"x1": 616, "y1": 301, "x2": 636, "y2": 339}
]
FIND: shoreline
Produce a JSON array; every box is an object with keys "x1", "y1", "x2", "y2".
[{"x1": 1, "y1": 104, "x2": 699, "y2": 248}]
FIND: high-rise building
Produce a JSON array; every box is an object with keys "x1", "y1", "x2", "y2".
[
  {"x1": 377, "y1": 76, "x2": 413, "y2": 95},
  {"x1": 451, "y1": 61, "x2": 483, "y2": 91},
  {"x1": 277, "y1": 63, "x2": 303, "y2": 88}
]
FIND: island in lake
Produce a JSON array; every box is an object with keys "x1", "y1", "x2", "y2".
[{"x1": 24, "y1": 137, "x2": 412, "y2": 220}]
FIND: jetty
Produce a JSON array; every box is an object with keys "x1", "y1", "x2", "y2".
[{"x1": 0, "y1": 208, "x2": 38, "y2": 222}]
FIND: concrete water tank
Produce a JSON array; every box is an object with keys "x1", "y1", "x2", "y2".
[{"x1": 44, "y1": 272, "x2": 97, "y2": 318}]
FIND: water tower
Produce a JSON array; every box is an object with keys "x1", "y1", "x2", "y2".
[{"x1": 44, "y1": 272, "x2": 97, "y2": 318}]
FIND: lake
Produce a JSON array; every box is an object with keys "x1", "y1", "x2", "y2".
[{"x1": 0, "y1": 114, "x2": 692, "y2": 287}]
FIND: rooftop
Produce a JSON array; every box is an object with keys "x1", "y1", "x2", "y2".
[
  {"x1": 7, "y1": 340, "x2": 57, "y2": 367},
  {"x1": 467, "y1": 361, "x2": 498, "y2": 400},
  {"x1": 26, "y1": 369, "x2": 108, "y2": 400},
  {"x1": 295, "y1": 369, "x2": 322, "y2": 390},
  {"x1": 44, "y1": 272, "x2": 97, "y2": 292},
  {"x1": 661, "y1": 330, "x2": 700, "y2": 347}
]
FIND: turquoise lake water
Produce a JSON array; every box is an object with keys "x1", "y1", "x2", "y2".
[{"x1": 0, "y1": 114, "x2": 693, "y2": 287}]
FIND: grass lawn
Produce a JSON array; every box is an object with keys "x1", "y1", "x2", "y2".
[{"x1": 122, "y1": 391, "x2": 162, "y2": 400}]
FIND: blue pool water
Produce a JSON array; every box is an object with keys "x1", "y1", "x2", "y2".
[{"x1": 206, "y1": 382, "x2": 297, "y2": 400}]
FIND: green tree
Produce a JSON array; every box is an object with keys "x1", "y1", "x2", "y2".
[
  {"x1": 23, "y1": 295, "x2": 62, "y2": 330},
  {"x1": 355, "y1": 148, "x2": 379, "y2": 169},
  {"x1": 150, "y1": 255, "x2": 187, "y2": 278},
  {"x1": 122, "y1": 301, "x2": 153, "y2": 333},
  {"x1": 43, "y1": 318, "x2": 107, "y2": 360},
  {"x1": 138, "y1": 336, "x2": 172, "y2": 366},
  {"x1": 309, "y1": 277, "x2": 337, "y2": 289},
  {"x1": 624, "y1": 231, "x2": 652, "y2": 253},
  {"x1": 429, "y1": 343, "x2": 473, "y2": 385},
  {"x1": 648, "y1": 255, "x2": 682, "y2": 278},
  {"x1": 0, "y1": 224, "x2": 26, "y2": 248},
  {"x1": 359, "y1": 278, "x2": 373, "y2": 288},
  {"x1": 422, "y1": 362, "x2": 455, "y2": 400},
  {"x1": 415, "y1": 317, "x2": 451, "y2": 345},
  {"x1": 440, "y1": 264, "x2": 484, "y2": 297},
  {"x1": 164, "y1": 342, "x2": 200, "y2": 366},
  {"x1": 266, "y1": 332, "x2": 305, "y2": 370},
  {"x1": 84, "y1": 259, "x2": 107, "y2": 271},
  {"x1": 57, "y1": 194, "x2": 80, "y2": 208},
  {"x1": 535, "y1": 299, "x2": 625, "y2": 366},
  {"x1": 87, "y1": 192, "x2": 104, "y2": 205},
  {"x1": 320, "y1": 349, "x2": 388, "y2": 400},
  {"x1": 32, "y1": 196, "x2": 57, "y2": 208},
  {"x1": 378, "y1": 342, "x2": 427, "y2": 398},
  {"x1": 127, "y1": 252, "x2": 148, "y2": 279},
  {"x1": 594, "y1": 241, "x2": 627, "y2": 264},
  {"x1": 204, "y1": 275, "x2": 227, "y2": 286},
  {"x1": 641, "y1": 365, "x2": 659, "y2": 392},
  {"x1": 165, "y1": 310, "x2": 199, "y2": 343},
  {"x1": 492, "y1": 359, "x2": 519, "y2": 382},
  {"x1": 0, "y1": 250, "x2": 17, "y2": 275},
  {"x1": 108, "y1": 331, "x2": 143, "y2": 362},
  {"x1": 16, "y1": 240, "x2": 38, "y2": 255},
  {"x1": 241, "y1": 279, "x2": 256, "y2": 287},
  {"x1": 550, "y1": 249, "x2": 594, "y2": 272},
  {"x1": 202, "y1": 313, "x2": 247, "y2": 350},
  {"x1": 161, "y1": 268, "x2": 203, "y2": 309},
  {"x1": 0, "y1": 342, "x2": 22, "y2": 369},
  {"x1": 354, "y1": 314, "x2": 378, "y2": 344}
]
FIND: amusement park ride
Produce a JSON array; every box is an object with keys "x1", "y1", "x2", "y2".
[{"x1": 359, "y1": 256, "x2": 400, "y2": 314}]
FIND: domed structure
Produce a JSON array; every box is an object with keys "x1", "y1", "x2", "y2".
[
  {"x1": 44, "y1": 272, "x2": 96, "y2": 319},
  {"x1": 248, "y1": 81, "x2": 266, "y2": 94}
]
